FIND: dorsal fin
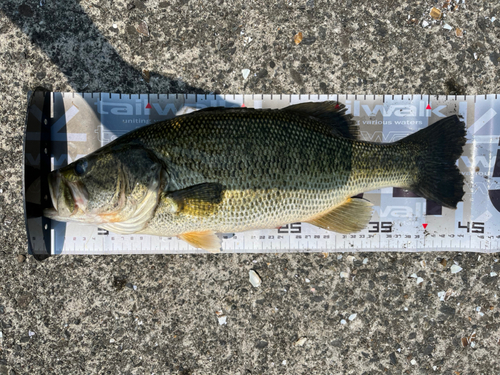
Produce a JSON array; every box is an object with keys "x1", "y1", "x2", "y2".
[
  {"x1": 281, "y1": 102, "x2": 359, "y2": 139},
  {"x1": 188, "y1": 106, "x2": 226, "y2": 113}
]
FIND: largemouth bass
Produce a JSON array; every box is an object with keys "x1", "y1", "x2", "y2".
[{"x1": 44, "y1": 102, "x2": 466, "y2": 252}]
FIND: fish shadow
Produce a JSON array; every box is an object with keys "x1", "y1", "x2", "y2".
[{"x1": 1, "y1": 1, "x2": 210, "y2": 94}]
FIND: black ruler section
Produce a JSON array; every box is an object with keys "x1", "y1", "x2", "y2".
[{"x1": 23, "y1": 88, "x2": 52, "y2": 260}]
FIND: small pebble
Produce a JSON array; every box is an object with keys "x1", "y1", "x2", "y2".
[
  {"x1": 17, "y1": 254, "x2": 26, "y2": 263},
  {"x1": 249, "y1": 270, "x2": 262, "y2": 287},
  {"x1": 389, "y1": 352, "x2": 397, "y2": 365},
  {"x1": 294, "y1": 337, "x2": 307, "y2": 346},
  {"x1": 450, "y1": 265, "x2": 463, "y2": 274},
  {"x1": 348, "y1": 313, "x2": 357, "y2": 321},
  {"x1": 340, "y1": 319, "x2": 347, "y2": 325},
  {"x1": 438, "y1": 291, "x2": 446, "y2": 301},
  {"x1": 340, "y1": 272, "x2": 349, "y2": 278},
  {"x1": 217, "y1": 315, "x2": 227, "y2": 325},
  {"x1": 416, "y1": 277, "x2": 424, "y2": 285},
  {"x1": 241, "y1": 69, "x2": 250, "y2": 79},
  {"x1": 430, "y1": 7, "x2": 442, "y2": 20}
]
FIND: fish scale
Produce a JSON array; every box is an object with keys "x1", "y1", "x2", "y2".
[{"x1": 134, "y1": 110, "x2": 409, "y2": 234}]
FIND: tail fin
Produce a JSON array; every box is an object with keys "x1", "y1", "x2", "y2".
[{"x1": 399, "y1": 115, "x2": 466, "y2": 208}]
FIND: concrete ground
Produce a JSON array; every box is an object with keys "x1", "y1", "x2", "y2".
[{"x1": 1, "y1": 0, "x2": 499, "y2": 374}]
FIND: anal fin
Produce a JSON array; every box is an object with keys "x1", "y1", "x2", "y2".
[
  {"x1": 178, "y1": 230, "x2": 221, "y2": 253},
  {"x1": 307, "y1": 198, "x2": 373, "y2": 234}
]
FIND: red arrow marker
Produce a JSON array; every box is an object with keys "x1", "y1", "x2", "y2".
[
  {"x1": 145, "y1": 103, "x2": 152, "y2": 109},
  {"x1": 241, "y1": 103, "x2": 246, "y2": 107},
  {"x1": 422, "y1": 223, "x2": 428, "y2": 229},
  {"x1": 425, "y1": 104, "x2": 431, "y2": 110}
]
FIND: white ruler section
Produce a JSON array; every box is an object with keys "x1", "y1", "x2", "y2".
[{"x1": 47, "y1": 94, "x2": 500, "y2": 254}]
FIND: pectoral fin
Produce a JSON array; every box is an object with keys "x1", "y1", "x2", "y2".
[
  {"x1": 179, "y1": 230, "x2": 221, "y2": 253},
  {"x1": 168, "y1": 182, "x2": 225, "y2": 216},
  {"x1": 307, "y1": 198, "x2": 373, "y2": 233}
]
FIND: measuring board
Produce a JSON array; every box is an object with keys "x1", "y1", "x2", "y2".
[{"x1": 23, "y1": 93, "x2": 500, "y2": 256}]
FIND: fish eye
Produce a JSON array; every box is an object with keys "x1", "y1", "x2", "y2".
[{"x1": 75, "y1": 159, "x2": 88, "y2": 176}]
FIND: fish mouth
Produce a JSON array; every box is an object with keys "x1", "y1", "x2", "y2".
[
  {"x1": 66, "y1": 180, "x2": 89, "y2": 213},
  {"x1": 44, "y1": 171, "x2": 88, "y2": 220},
  {"x1": 44, "y1": 171, "x2": 62, "y2": 220},
  {"x1": 48, "y1": 170, "x2": 60, "y2": 211}
]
